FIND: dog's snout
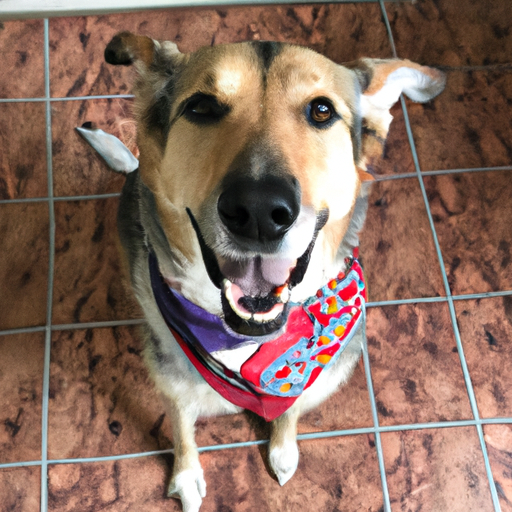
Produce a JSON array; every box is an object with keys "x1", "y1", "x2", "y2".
[{"x1": 218, "y1": 175, "x2": 301, "y2": 243}]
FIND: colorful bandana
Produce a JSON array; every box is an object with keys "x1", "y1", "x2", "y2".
[{"x1": 149, "y1": 251, "x2": 366, "y2": 421}]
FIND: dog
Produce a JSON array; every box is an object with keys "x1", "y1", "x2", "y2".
[{"x1": 99, "y1": 32, "x2": 445, "y2": 512}]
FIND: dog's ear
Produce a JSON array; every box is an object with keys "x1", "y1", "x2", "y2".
[
  {"x1": 346, "y1": 58, "x2": 446, "y2": 174},
  {"x1": 105, "y1": 31, "x2": 182, "y2": 70}
]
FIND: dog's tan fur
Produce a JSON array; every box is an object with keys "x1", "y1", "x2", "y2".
[{"x1": 104, "y1": 32, "x2": 445, "y2": 512}]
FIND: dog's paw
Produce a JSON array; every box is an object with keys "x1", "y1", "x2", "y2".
[
  {"x1": 268, "y1": 440, "x2": 299, "y2": 486},
  {"x1": 168, "y1": 467, "x2": 207, "y2": 512}
]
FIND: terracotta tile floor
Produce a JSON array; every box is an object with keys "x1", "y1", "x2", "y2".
[{"x1": 1, "y1": 1, "x2": 511, "y2": 511}]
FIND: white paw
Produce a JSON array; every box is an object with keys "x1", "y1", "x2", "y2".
[
  {"x1": 168, "y1": 467, "x2": 207, "y2": 512},
  {"x1": 268, "y1": 440, "x2": 299, "y2": 486}
]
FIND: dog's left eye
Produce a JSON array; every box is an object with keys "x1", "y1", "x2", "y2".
[
  {"x1": 183, "y1": 94, "x2": 229, "y2": 124},
  {"x1": 307, "y1": 98, "x2": 337, "y2": 127}
]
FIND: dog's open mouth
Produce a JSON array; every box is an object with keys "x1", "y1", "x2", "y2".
[{"x1": 186, "y1": 208, "x2": 327, "y2": 336}]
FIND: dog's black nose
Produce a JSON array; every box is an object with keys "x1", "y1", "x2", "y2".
[{"x1": 218, "y1": 174, "x2": 301, "y2": 243}]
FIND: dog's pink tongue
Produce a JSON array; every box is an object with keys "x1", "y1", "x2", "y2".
[{"x1": 219, "y1": 256, "x2": 294, "y2": 297}]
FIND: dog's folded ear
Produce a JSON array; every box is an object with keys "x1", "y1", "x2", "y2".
[
  {"x1": 349, "y1": 58, "x2": 445, "y2": 111},
  {"x1": 346, "y1": 58, "x2": 445, "y2": 172},
  {"x1": 105, "y1": 31, "x2": 181, "y2": 69}
]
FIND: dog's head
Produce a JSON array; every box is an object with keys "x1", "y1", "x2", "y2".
[{"x1": 106, "y1": 33, "x2": 444, "y2": 336}]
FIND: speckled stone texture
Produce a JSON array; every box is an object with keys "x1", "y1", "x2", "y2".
[
  {"x1": 0, "y1": 102, "x2": 48, "y2": 199},
  {"x1": 382, "y1": 427, "x2": 494, "y2": 511},
  {"x1": 52, "y1": 198, "x2": 142, "y2": 324},
  {"x1": 367, "y1": 303, "x2": 472, "y2": 426},
  {"x1": 0, "y1": 333, "x2": 44, "y2": 464},
  {"x1": 425, "y1": 170, "x2": 512, "y2": 295},
  {"x1": 0, "y1": 202, "x2": 50, "y2": 329},
  {"x1": 0, "y1": 467, "x2": 41, "y2": 512},
  {"x1": 1, "y1": 0, "x2": 512, "y2": 510},
  {"x1": 0, "y1": 20, "x2": 45, "y2": 99}
]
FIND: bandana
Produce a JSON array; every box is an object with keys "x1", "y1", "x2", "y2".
[{"x1": 149, "y1": 251, "x2": 365, "y2": 421}]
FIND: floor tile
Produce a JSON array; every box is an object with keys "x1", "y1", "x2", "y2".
[
  {"x1": 0, "y1": 466, "x2": 41, "y2": 512},
  {"x1": 455, "y1": 297, "x2": 512, "y2": 418},
  {"x1": 425, "y1": 170, "x2": 512, "y2": 295},
  {"x1": 52, "y1": 198, "x2": 141, "y2": 325},
  {"x1": 0, "y1": 202, "x2": 49, "y2": 330},
  {"x1": 0, "y1": 102, "x2": 47, "y2": 200},
  {"x1": 386, "y1": 0, "x2": 512, "y2": 66},
  {"x1": 367, "y1": 303, "x2": 472, "y2": 426},
  {"x1": 0, "y1": 20, "x2": 45, "y2": 99},
  {"x1": 0, "y1": 333, "x2": 44, "y2": 464},
  {"x1": 298, "y1": 361, "x2": 373, "y2": 434},
  {"x1": 48, "y1": 436, "x2": 383, "y2": 512},
  {"x1": 49, "y1": 3, "x2": 391, "y2": 98},
  {"x1": 382, "y1": 427, "x2": 494, "y2": 512},
  {"x1": 48, "y1": 326, "x2": 256, "y2": 459},
  {"x1": 484, "y1": 424, "x2": 512, "y2": 512},
  {"x1": 408, "y1": 70, "x2": 512, "y2": 172},
  {"x1": 51, "y1": 98, "x2": 135, "y2": 197},
  {"x1": 359, "y1": 177, "x2": 445, "y2": 302}
]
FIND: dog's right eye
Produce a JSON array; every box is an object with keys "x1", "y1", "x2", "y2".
[{"x1": 183, "y1": 94, "x2": 229, "y2": 125}]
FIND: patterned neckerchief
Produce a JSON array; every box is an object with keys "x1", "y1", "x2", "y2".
[{"x1": 149, "y1": 251, "x2": 366, "y2": 421}]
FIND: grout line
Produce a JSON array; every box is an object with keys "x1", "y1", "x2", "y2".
[
  {"x1": 5, "y1": 288, "x2": 512, "y2": 337},
  {"x1": 0, "y1": 461, "x2": 43, "y2": 470},
  {"x1": 40, "y1": 19, "x2": 53, "y2": 512},
  {"x1": 362, "y1": 335, "x2": 391, "y2": 511},
  {"x1": 421, "y1": 165, "x2": 512, "y2": 176},
  {"x1": 366, "y1": 296, "x2": 447, "y2": 307},
  {"x1": 451, "y1": 290, "x2": 512, "y2": 301},
  {"x1": 51, "y1": 318, "x2": 146, "y2": 331},
  {"x1": 0, "y1": 95, "x2": 134, "y2": 104},
  {"x1": 50, "y1": 94, "x2": 135, "y2": 102},
  {"x1": 2, "y1": 166, "x2": 512, "y2": 205},
  {"x1": 3, "y1": 417, "x2": 512, "y2": 470},
  {"x1": 53, "y1": 193, "x2": 122, "y2": 202},
  {"x1": 0, "y1": 192, "x2": 121, "y2": 205},
  {"x1": 0, "y1": 326, "x2": 47, "y2": 336}
]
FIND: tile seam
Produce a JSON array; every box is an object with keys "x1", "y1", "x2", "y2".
[
  {"x1": 2, "y1": 167, "x2": 512, "y2": 205},
  {"x1": 362, "y1": 333, "x2": 391, "y2": 511},
  {"x1": 3, "y1": 418, "x2": 511, "y2": 470},
  {"x1": 6, "y1": 289, "x2": 512, "y2": 337},
  {"x1": 40, "y1": 19, "x2": 53, "y2": 512}
]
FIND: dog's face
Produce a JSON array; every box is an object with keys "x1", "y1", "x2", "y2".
[{"x1": 106, "y1": 33, "x2": 445, "y2": 336}]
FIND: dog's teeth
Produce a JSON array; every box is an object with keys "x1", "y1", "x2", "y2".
[
  {"x1": 223, "y1": 279, "x2": 252, "y2": 321},
  {"x1": 253, "y1": 304, "x2": 284, "y2": 323},
  {"x1": 279, "y1": 286, "x2": 290, "y2": 303}
]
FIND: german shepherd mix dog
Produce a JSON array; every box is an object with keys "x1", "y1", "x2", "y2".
[{"x1": 101, "y1": 32, "x2": 444, "y2": 512}]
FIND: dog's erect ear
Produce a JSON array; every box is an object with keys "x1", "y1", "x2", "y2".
[
  {"x1": 346, "y1": 58, "x2": 446, "y2": 174},
  {"x1": 105, "y1": 31, "x2": 181, "y2": 70}
]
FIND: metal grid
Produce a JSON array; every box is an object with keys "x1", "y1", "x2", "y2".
[{"x1": 0, "y1": 3, "x2": 511, "y2": 511}]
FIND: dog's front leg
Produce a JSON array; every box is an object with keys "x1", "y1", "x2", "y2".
[
  {"x1": 164, "y1": 396, "x2": 206, "y2": 512},
  {"x1": 269, "y1": 402, "x2": 302, "y2": 486}
]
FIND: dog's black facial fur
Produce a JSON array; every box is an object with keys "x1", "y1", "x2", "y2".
[
  {"x1": 186, "y1": 208, "x2": 223, "y2": 289},
  {"x1": 252, "y1": 41, "x2": 283, "y2": 73}
]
